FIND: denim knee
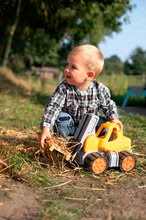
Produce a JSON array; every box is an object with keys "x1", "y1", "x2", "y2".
[{"x1": 54, "y1": 112, "x2": 75, "y2": 137}]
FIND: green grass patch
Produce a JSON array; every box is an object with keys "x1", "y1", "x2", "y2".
[
  {"x1": 0, "y1": 93, "x2": 43, "y2": 130},
  {"x1": 40, "y1": 199, "x2": 81, "y2": 220}
]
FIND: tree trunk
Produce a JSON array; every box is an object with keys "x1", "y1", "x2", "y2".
[{"x1": 2, "y1": 0, "x2": 22, "y2": 67}]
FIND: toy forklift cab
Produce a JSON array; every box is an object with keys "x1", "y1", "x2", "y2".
[{"x1": 73, "y1": 114, "x2": 136, "y2": 174}]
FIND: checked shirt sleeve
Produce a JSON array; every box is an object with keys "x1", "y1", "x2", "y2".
[
  {"x1": 41, "y1": 83, "x2": 66, "y2": 129},
  {"x1": 98, "y1": 83, "x2": 119, "y2": 120}
]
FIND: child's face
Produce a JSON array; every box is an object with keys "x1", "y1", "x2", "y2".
[{"x1": 64, "y1": 51, "x2": 89, "y2": 89}]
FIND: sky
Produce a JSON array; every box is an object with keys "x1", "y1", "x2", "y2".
[{"x1": 99, "y1": 0, "x2": 146, "y2": 62}]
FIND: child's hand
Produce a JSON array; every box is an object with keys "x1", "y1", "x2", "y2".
[
  {"x1": 39, "y1": 127, "x2": 51, "y2": 151},
  {"x1": 110, "y1": 118, "x2": 123, "y2": 130}
]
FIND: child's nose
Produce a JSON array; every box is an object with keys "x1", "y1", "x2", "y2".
[{"x1": 64, "y1": 66, "x2": 69, "y2": 73}]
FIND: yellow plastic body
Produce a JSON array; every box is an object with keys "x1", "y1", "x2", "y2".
[{"x1": 83, "y1": 122, "x2": 131, "y2": 152}]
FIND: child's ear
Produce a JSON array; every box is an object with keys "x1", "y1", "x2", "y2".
[{"x1": 87, "y1": 71, "x2": 95, "y2": 79}]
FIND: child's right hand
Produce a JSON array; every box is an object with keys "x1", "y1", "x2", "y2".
[
  {"x1": 110, "y1": 118, "x2": 123, "y2": 130},
  {"x1": 39, "y1": 127, "x2": 51, "y2": 151}
]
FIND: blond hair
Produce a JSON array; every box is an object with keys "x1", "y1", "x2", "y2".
[{"x1": 70, "y1": 44, "x2": 104, "y2": 77}]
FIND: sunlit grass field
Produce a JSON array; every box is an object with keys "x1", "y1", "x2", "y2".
[
  {"x1": 0, "y1": 67, "x2": 146, "y2": 219},
  {"x1": 98, "y1": 73, "x2": 145, "y2": 95}
]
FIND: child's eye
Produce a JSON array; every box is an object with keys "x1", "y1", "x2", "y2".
[{"x1": 71, "y1": 65, "x2": 77, "y2": 69}]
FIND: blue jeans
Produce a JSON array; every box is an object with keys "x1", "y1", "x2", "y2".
[
  {"x1": 54, "y1": 112, "x2": 76, "y2": 137},
  {"x1": 54, "y1": 112, "x2": 107, "y2": 138}
]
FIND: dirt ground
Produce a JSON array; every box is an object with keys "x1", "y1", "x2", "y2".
[
  {"x1": 0, "y1": 172, "x2": 146, "y2": 220},
  {"x1": 0, "y1": 176, "x2": 41, "y2": 220},
  {"x1": 0, "y1": 106, "x2": 146, "y2": 220}
]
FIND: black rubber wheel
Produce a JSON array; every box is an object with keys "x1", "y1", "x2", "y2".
[
  {"x1": 119, "y1": 151, "x2": 136, "y2": 172},
  {"x1": 84, "y1": 152, "x2": 108, "y2": 174}
]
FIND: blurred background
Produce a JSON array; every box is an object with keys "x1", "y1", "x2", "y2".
[{"x1": 0, "y1": 0, "x2": 146, "y2": 107}]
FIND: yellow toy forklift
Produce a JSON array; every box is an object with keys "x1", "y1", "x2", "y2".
[
  {"x1": 70, "y1": 114, "x2": 136, "y2": 174},
  {"x1": 45, "y1": 114, "x2": 136, "y2": 174}
]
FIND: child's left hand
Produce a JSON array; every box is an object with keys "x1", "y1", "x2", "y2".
[{"x1": 110, "y1": 118, "x2": 123, "y2": 130}]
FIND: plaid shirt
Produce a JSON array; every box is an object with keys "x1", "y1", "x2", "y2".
[{"x1": 41, "y1": 80, "x2": 119, "y2": 129}]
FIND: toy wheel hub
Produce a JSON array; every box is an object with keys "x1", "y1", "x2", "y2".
[
  {"x1": 84, "y1": 152, "x2": 107, "y2": 174},
  {"x1": 92, "y1": 157, "x2": 107, "y2": 174},
  {"x1": 121, "y1": 155, "x2": 136, "y2": 171}
]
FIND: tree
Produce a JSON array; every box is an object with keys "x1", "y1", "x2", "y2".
[
  {"x1": 2, "y1": 0, "x2": 22, "y2": 67},
  {"x1": 124, "y1": 47, "x2": 146, "y2": 75},
  {"x1": 0, "y1": 0, "x2": 134, "y2": 67},
  {"x1": 104, "y1": 55, "x2": 123, "y2": 74}
]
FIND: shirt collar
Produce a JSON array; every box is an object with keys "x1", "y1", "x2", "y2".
[{"x1": 75, "y1": 81, "x2": 94, "y2": 95}]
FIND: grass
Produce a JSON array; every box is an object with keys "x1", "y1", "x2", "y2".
[
  {"x1": 98, "y1": 72, "x2": 146, "y2": 106},
  {"x1": 40, "y1": 199, "x2": 81, "y2": 220},
  {"x1": 98, "y1": 72, "x2": 146, "y2": 95},
  {"x1": 0, "y1": 67, "x2": 146, "y2": 220},
  {"x1": 0, "y1": 94, "x2": 43, "y2": 129}
]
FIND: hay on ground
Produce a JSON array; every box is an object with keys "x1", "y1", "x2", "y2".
[{"x1": 44, "y1": 135, "x2": 78, "y2": 161}]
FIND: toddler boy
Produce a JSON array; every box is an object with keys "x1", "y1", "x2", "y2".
[{"x1": 39, "y1": 44, "x2": 123, "y2": 150}]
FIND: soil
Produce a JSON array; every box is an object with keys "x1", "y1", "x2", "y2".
[
  {"x1": 0, "y1": 173, "x2": 146, "y2": 220},
  {"x1": 0, "y1": 107, "x2": 146, "y2": 220},
  {"x1": 0, "y1": 176, "x2": 42, "y2": 220}
]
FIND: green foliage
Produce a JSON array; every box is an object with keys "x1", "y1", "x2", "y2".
[
  {"x1": 104, "y1": 55, "x2": 124, "y2": 74},
  {"x1": 0, "y1": 0, "x2": 134, "y2": 67},
  {"x1": 12, "y1": 29, "x2": 60, "y2": 67},
  {"x1": 124, "y1": 47, "x2": 146, "y2": 75},
  {"x1": 102, "y1": 47, "x2": 146, "y2": 76}
]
